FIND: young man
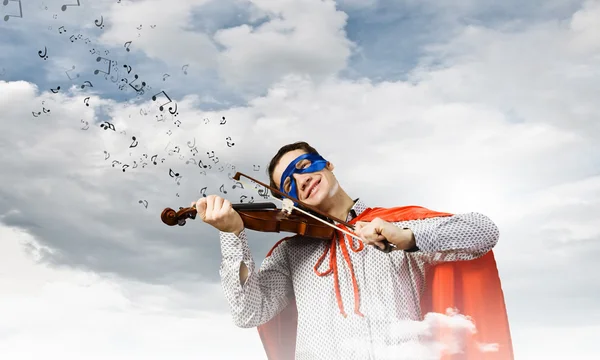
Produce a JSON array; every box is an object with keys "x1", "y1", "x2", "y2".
[{"x1": 193, "y1": 141, "x2": 513, "y2": 360}]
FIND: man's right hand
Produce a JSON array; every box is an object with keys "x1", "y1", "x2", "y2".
[{"x1": 192, "y1": 195, "x2": 244, "y2": 235}]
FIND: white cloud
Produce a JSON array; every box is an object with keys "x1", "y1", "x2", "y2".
[
  {"x1": 0, "y1": 225, "x2": 267, "y2": 360},
  {"x1": 214, "y1": 0, "x2": 354, "y2": 91}
]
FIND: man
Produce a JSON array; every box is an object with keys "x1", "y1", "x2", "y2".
[{"x1": 193, "y1": 141, "x2": 513, "y2": 360}]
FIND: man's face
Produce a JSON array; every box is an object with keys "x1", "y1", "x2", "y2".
[{"x1": 272, "y1": 149, "x2": 337, "y2": 206}]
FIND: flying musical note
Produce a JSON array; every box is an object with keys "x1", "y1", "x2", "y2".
[
  {"x1": 151, "y1": 90, "x2": 172, "y2": 111},
  {"x1": 3, "y1": 0, "x2": 23, "y2": 22},
  {"x1": 61, "y1": 0, "x2": 80, "y2": 11},
  {"x1": 138, "y1": 200, "x2": 148, "y2": 208},
  {"x1": 219, "y1": 184, "x2": 227, "y2": 194},
  {"x1": 38, "y1": 46, "x2": 48, "y2": 60},
  {"x1": 124, "y1": 41, "x2": 132, "y2": 52},
  {"x1": 95, "y1": 15, "x2": 104, "y2": 29},
  {"x1": 129, "y1": 136, "x2": 138, "y2": 148}
]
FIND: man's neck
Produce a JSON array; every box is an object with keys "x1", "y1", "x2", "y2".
[{"x1": 319, "y1": 189, "x2": 356, "y2": 222}]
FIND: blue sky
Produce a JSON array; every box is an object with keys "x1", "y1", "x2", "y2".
[{"x1": 1, "y1": 0, "x2": 599, "y2": 359}]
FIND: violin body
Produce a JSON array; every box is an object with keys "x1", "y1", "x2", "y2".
[{"x1": 161, "y1": 202, "x2": 336, "y2": 239}]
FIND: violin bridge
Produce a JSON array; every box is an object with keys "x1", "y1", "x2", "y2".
[{"x1": 281, "y1": 198, "x2": 294, "y2": 215}]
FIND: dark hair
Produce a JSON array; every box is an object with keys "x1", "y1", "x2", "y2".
[{"x1": 267, "y1": 141, "x2": 320, "y2": 199}]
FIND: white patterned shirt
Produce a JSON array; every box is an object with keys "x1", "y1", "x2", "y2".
[{"x1": 219, "y1": 199, "x2": 499, "y2": 360}]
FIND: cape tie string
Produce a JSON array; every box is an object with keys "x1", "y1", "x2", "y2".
[{"x1": 313, "y1": 224, "x2": 366, "y2": 318}]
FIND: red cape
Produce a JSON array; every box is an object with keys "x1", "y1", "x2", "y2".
[{"x1": 256, "y1": 206, "x2": 514, "y2": 360}]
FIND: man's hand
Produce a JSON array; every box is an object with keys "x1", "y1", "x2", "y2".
[
  {"x1": 192, "y1": 195, "x2": 244, "y2": 235},
  {"x1": 354, "y1": 218, "x2": 415, "y2": 251}
]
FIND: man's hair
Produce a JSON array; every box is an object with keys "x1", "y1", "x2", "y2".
[{"x1": 267, "y1": 141, "x2": 320, "y2": 199}]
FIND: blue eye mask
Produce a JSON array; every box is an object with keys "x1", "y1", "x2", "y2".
[{"x1": 279, "y1": 153, "x2": 328, "y2": 199}]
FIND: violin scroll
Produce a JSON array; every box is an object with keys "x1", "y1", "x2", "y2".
[{"x1": 161, "y1": 206, "x2": 197, "y2": 226}]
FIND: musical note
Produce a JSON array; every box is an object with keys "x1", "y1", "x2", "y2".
[
  {"x1": 240, "y1": 195, "x2": 247, "y2": 203},
  {"x1": 122, "y1": 164, "x2": 129, "y2": 172},
  {"x1": 151, "y1": 90, "x2": 172, "y2": 111},
  {"x1": 219, "y1": 184, "x2": 227, "y2": 194},
  {"x1": 226, "y1": 137, "x2": 235, "y2": 147},
  {"x1": 162, "y1": 74, "x2": 170, "y2": 81},
  {"x1": 198, "y1": 160, "x2": 210, "y2": 169},
  {"x1": 123, "y1": 64, "x2": 132, "y2": 74},
  {"x1": 156, "y1": 114, "x2": 165, "y2": 122},
  {"x1": 81, "y1": 120, "x2": 89, "y2": 130},
  {"x1": 203, "y1": 118, "x2": 209, "y2": 124},
  {"x1": 220, "y1": 116, "x2": 226, "y2": 125},
  {"x1": 123, "y1": 41, "x2": 132, "y2": 52},
  {"x1": 83, "y1": 97, "x2": 90, "y2": 106},
  {"x1": 65, "y1": 65, "x2": 79, "y2": 80},
  {"x1": 69, "y1": 35, "x2": 77, "y2": 43},
  {"x1": 103, "y1": 150, "x2": 110, "y2": 160},
  {"x1": 206, "y1": 151, "x2": 215, "y2": 158},
  {"x1": 169, "y1": 168, "x2": 179, "y2": 178},
  {"x1": 200, "y1": 187, "x2": 207, "y2": 197},
  {"x1": 174, "y1": 120, "x2": 181, "y2": 127},
  {"x1": 187, "y1": 138, "x2": 195, "y2": 148},
  {"x1": 232, "y1": 181, "x2": 244, "y2": 190},
  {"x1": 50, "y1": 86, "x2": 60, "y2": 93},
  {"x1": 112, "y1": 160, "x2": 121, "y2": 167},
  {"x1": 168, "y1": 146, "x2": 180, "y2": 156},
  {"x1": 80, "y1": 80, "x2": 93, "y2": 89},
  {"x1": 128, "y1": 74, "x2": 146, "y2": 93},
  {"x1": 38, "y1": 46, "x2": 48, "y2": 60},
  {"x1": 169, "y1": 103, "x2": 178, "y2": 116},
  {"x1": 151, "y1": 154, "x2": 158, "y2": 165},
  {"x1": 182, "y1": 64, "x2": 189, "y2": 74},
  {"x1": 94, "y1": 57, "x2": 112, "y2": 77},
  {"x1": 61, "y1": 0, "x2": 80, "y2": 11},
  {"x1": 212, "y1": 156, "x2": 219, "y2": 164},
  {"x1": 138, "y1": 200, "x2": 148, "y2": 208},
  {"x1": 3, "y1": 0, "x2": 23, "y2": 22},
  {"x1": 190, "y1": 147, "x2": 198, "y2": 156},
  {"x1": 186, "y1": 158, "x2": 196, "y2": 165},
  {"x1": 100, "y1": 121, "x2": 115, "y2": 131},
  {"x1": 95, "y1": 15, "x2": 104, "y2": 29},
  {"x1": 58, "y1": 26, "x2": 66, "y2": 34},
  {"x1": 253, "y1": 165, "x2": 260, "y2": 171},
  {"x1": 32, "y1": 111, "x2": 41, "y2": 117},
  {"x1": 129, "y1": 136, "x2": 138, "y2": 148}
]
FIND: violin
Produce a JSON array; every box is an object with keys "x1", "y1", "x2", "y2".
[{"x1": 160, "y1": 172, "x2": 394, "y2": 253}]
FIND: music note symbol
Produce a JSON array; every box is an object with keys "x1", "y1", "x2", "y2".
[
  {"x1": 83, "y1": 97, "x2": 90, "y2": 106},
  {"x1": 50, "y1": 86, "x2": 60, "y2": 93},
  {"x1": 3, "y1": 0, "x2": 23, "y2": 22},
  {"x1": 124, "y1": 41, "x2": 132, "y2": 52},
  {"x1": 129, "y1": 136, "x2": 138, "y2": 148},
  {"x1": 138, "y1": 199, "x2": 148, "y2": 208},
  {"x1": 95, "y1": 15, "x2": 104, "y2": 29},
  {"x1": 200, "y1": 187, "x2": 207, "y2": 197},
  {"x1": 38, "y1": 46, "x2": 48, "y2": 60},
  {"x1": 226, "y1": 137, "x2": 235, "y2": 147},
  {"x1": 219, "y1": 184, "x2": 227, "y2": 194},
  {"x1": 61, "y1": 0, "x2": 80, "y2": 11},
  {"x1": 94, "y1": 57, "x2": 112, "y2": 77},
  {"x1": 220, "y1": 116, "x2": 226, "y2": 125},
  {"x1": 151, "y1": 90, "x2": 172, "y2": 111},
  {"x1": 169, "y1": 168, "x2": 179, "y2": 178},
  {"x1": 58, "y1": 26, "x2": 66, "y2": 34},
  {"x1": 182, "y1": 64, "x2": 189, "y2": 75},
  {"x1": 253, "y1": 164, "x2": 260, "y2": 171}
]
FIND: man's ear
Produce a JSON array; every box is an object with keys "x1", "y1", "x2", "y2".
[{"x1": 326, "y1": 161, "x2": 334, "y2": 171}]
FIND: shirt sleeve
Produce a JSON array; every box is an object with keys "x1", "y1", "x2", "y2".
[
  {"x1": 219, "y1": 229, "x2": 294, "y2": 328},
  {"x1": 399, "y1": 212, "x2": 500, "y2": 263}
]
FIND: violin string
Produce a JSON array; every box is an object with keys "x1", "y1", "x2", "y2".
[{"x1": 237, "y1": 178, "x2": 363, "y2": 242}]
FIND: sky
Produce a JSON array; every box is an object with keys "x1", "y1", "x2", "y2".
[{"x1": 0, "y1": 0, "x2": 599, "y2": 358}]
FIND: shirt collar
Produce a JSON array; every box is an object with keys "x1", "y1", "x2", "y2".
[{"x1": 346, "y1": 198, "x2": 367, "y2": 222}]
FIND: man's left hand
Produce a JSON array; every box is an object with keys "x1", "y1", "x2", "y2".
[{"x1": 354, "y1": 218, "x2": 416, "y2": 251}]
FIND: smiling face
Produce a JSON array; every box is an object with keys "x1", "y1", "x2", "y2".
[{"x1": 271, "y1": 149, "x2": 338, "y2": 207}]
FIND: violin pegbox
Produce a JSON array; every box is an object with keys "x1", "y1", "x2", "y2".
[{"x1": 281, "y1": 198, "x2": 294, "y2": 215}]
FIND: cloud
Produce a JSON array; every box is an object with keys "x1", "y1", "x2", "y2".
[
  {"x1": 340, "y1": 308, "x2": 499, "y2": 360},
  {"x1": 0, "y1": 225, "x2": 267, "y2": 360}
]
